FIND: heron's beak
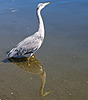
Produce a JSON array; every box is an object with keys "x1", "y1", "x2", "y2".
[{"x1": 46, "y1": 2, "x2": 50, "y2": 5}]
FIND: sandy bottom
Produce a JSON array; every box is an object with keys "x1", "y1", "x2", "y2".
[{"x1": 0, "y1": 54, "x2": 88, "y2": 100}]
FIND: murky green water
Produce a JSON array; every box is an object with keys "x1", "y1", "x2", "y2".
[{"x1": 0, "y1": 0, "x2": 88, "y2": 100}]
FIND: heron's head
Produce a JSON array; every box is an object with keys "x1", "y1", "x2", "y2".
[{"x1": 37, "y1": 2, "x2": 50, "y2": 10}]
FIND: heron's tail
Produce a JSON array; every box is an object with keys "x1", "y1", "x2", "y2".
[{"x1": 7, "y1": 48, "x2": 18, "y2": 58}]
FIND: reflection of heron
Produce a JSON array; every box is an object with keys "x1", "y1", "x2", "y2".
[
  {"x1": 8, "y1": 55, "x2": 51, "y2": 96},
  {"x1": 8, "y1": 2, "x2": 50, "y2": 58}
]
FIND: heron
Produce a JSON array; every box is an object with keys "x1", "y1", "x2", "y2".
[{"x1": 8, "y1": 2, "x2": 50, "y2": 58}]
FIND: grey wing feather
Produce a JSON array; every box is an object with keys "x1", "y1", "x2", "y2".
[
  {"x1": 15, "y1": 33, "x2": 42, "y2": 56},
  {"x1": 17, "y1": 46, "x2": 38, "y2": 56},
  {"x1": 8, "y1": 32, "x2": 43, "y2": 57}
]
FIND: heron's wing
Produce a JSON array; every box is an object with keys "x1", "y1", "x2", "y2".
[
  {"x1": 17, "y1": 33, "x2": 39, "y2": 47},
  {"x1": 16, "y1": 36, "x2": 41, "y2": 56},
  {"x1": 8, "y1": 45, "x2": 38, "y2": 57},
  {"x1": 12, "y1": 32, "x2": 42, "y2": 57},
  {"x1": 18, "y1": 46, "x2": 38, "y2": 56}
]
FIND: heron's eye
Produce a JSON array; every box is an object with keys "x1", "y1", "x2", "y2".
[
  {"x1": 15, "y1": 49, "x2": 18, "y2": 51},
  {"x1": 39, "y1": 3, "x2": 43, "y2": 7},
  {"x1": 41, "y1": 4, "x2": 43, "y2": 6}
]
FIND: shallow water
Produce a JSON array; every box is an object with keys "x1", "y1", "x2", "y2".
[{"x1": 0, "y1": 0, "x2": 88, "y2": 100}]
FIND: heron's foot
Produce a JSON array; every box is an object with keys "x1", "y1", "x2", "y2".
[
  {"x1": 28, "y1": 63, "x2": 30, "y2": 66},
  {"x1": 40, "y1": 91, "x2": 52, "y2": 96},
  {"x1": 31, "y1": 55, "x2": 35, "y2": 58}
]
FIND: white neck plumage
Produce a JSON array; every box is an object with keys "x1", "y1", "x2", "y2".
[{"x1": 36, "y1": 8, "x2": 44, "y2": 38}]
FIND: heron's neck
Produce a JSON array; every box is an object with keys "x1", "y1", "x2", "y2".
[{"x1": 37, "y1": 9, "x2": 44, "y2": 38}]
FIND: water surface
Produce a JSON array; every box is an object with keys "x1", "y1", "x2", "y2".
[{"x1": 0, "y1": 0, "x2": 88, "y2": 100}]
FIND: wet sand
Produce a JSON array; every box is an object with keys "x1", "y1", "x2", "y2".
[{"x1": 0, "y1": 0, "x2": 88, "y2": 100}]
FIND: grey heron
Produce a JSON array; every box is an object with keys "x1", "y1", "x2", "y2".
[{"x1": 8, "y1": 2, "x2": 50, "y2": 58}]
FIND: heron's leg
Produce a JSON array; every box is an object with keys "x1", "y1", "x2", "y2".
[
  {"x1": 27, "y1": 57, "x2": 30, "y2": 66},
  {"x1": 39, "y1": 71, "x2": 51, "y2": 96}
]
